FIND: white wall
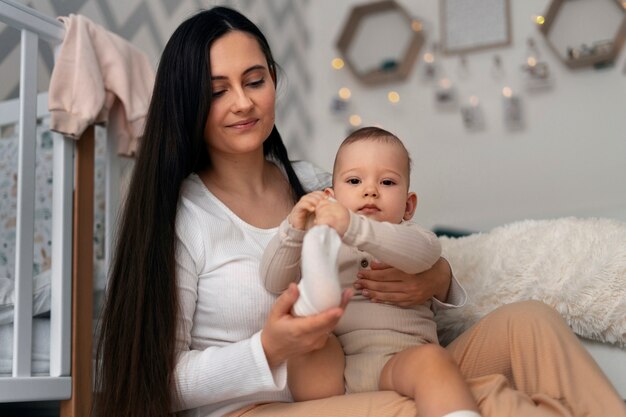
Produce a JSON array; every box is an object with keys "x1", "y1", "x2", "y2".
[{"x1": 305, "y1": 0, "x2": 626, "y2": 232}]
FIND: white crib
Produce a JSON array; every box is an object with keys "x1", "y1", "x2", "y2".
[{"x1": 0, "y1": 0, "x2": 122, "y2": 414}]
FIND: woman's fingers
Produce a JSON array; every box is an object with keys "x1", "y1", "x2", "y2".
[
  {"x1": 269, "y1": 283, "x2": 299, "y2": 319},
  {"x1": 355, "y1": 265, "x2": 431, "y2": 307},
  {"x1": 354, "y1": 258, "x2": 452, "y2": 306},
  {"x1": 369, "y1": 260, "x2": 391, "y2": 271},
  {"x1": 302, "y1": 289, "x2": 352, "y2": 334},
  {"x1": 354, "y1": 270, "x2": 407, "y2": 302},
  {"x1": 362, "y1": 289, "x2": 415, "y2": 307},
  {"x1": 300, "y1": 308, "x2": 343, "y2": 334},
  {"x1": 262, "y1": 284, "x2": 350, "y2": 367},
  {"x1": 340, "y1": 288, "x2": 353, "y2": 309}
]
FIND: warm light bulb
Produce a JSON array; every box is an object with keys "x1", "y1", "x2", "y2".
[
  {"x1": 388, "y1": 91, "x2": 400, "y2": 104},
  {"x1": 502, "y1": 87, "x2": 513, "y2": 98},
  {"x1": 622, "y1": 1, "x2": 626, "y2": 9},
  {"x1": 527, "y1": 56, "x2": 537, "y2": 67},
  {"x1": 331, "y1": 58, "x2": 345, "y2": 70},
  {"x1": 439, "y1": 78, "x2": 451, "y2": 89},
  {"x1": 349, "y1": 114, "x2": 362, "y2": 127},
  {"x1": 338, "y1": 87, "x2": 351, "y2": 100},
  {"x1": 534, "y1": 15, "x2": 545, "y2": 25},
  {"x1": 411, "y1": 20, "x2": 423, "y2": 32},
  {"x1": 424, "y1": 53, "x2": 434, "y2": 63},
  {"x1": 469, "y1": 96, "x2": 479, "y2": 106}
]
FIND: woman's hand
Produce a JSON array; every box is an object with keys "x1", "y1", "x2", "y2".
[
  {"x1": 261, "y1": 283, "x2": 352, "y2": 368},
  {"x1": 354, "y1": 257, "x2": 452, "y2": 308}
]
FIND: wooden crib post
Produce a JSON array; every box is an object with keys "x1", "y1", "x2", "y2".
[{"x1": 60, "y1": 125, "x2": 95, "y2": 417}]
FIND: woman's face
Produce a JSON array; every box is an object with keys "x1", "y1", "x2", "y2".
[{"x1": 204, "y1": 31, "x2": 276, "y2": 158}]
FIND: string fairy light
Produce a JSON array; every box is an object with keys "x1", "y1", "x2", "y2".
[{"x1": 331, "y1": 57, "x2": 345, "y2": 70}]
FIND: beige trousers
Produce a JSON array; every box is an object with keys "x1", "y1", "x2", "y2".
[{"x1": 225, "y1": 301, "x2": 626, "y2": 417}]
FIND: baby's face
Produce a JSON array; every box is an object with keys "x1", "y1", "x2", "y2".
[{"x1": 332, "y1": 141, "x2": 413, "y2": 223}]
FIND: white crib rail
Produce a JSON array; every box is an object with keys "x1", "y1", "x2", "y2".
[{"x1": 0, "y1": 0, "x2": 72, "y2": 402}]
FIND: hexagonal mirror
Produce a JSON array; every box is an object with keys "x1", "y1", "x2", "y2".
[
  {"x1": 336, "y1": 0, "x2": 425, "y2": 85},
  {"x1": 537, "y1": 0, "x2": 626, "y2": 68}
]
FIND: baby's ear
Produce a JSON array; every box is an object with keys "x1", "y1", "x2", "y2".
[
  {"x1": 324, "y1": 188, "x2": 335, "y2": 198},
  {"x1": 403, "y1": 192, "x2": 418, "y2": 221}
]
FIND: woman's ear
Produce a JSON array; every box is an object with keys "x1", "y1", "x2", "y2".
[
  {"x1": 403, "y1": 192, "x2": 418, "y2": 221},
  {"x1": 324, "y1": 188, "x2": 335, "y2": 198}
]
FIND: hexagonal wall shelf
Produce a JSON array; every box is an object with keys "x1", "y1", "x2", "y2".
[
  {"x1": 537, "y1": 0, "x2": 626, "y2": 68},
  {"x1": 336, "y1": 0, "x2": 425, "y2": 85}
]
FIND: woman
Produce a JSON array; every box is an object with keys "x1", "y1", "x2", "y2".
[{"x1": 93, "y1": 6, "x2": 626, "y2": 417}]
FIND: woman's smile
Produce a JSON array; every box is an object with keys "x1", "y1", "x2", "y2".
[{"x1": 227, "y1": 118, "x2": 259, "y2": 130}]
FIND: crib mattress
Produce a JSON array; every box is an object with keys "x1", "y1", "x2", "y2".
[{"x1": 0, "y1": 318, "x2": 51, "y2": 376}]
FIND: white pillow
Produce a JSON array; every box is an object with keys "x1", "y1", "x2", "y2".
[{"x1": 435, "y1": 217, "x2": 626, "y2": 348}]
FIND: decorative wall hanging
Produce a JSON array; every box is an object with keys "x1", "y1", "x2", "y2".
[
  {"x1": 491, "y1": 55, "x2": 506, "y2": 80},
  {"x1": 336, "y1": 0, "x2": 425, "y2": 85},
  {"x1": 420, "y1": 42, "x2": 440, "y2": 82},
  {"x1": 455, "y1": 54, "x2": 470, "y2": 80},
  {"x1": 330, "y1": 87, "x2": 352, "y2": 117},
  {"x1": 434, "y1": 77, "x2": 458, "y2": 110},
  {"x1": 440, "y1": 0, "x2": 512, "y2": 54},
  {"x1": 536, "y1": 0, "x2": 626, "y2": 69},
  {"x1": 460, "y1": 95, "x2": 485, "y2": 131},
  {"x1": 502, "y1": 86, "x2": 524, "y2": 131},
  {"x1": 520, "y1": 37, "x2": 553, "y2": 91}
]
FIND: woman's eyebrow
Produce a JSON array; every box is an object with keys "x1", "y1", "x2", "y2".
[{"x1": 211, "y1": 64, "x2": 266, "y2": 80}]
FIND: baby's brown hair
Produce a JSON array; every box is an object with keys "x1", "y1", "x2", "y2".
[{"x1": 333, "y1": 126, "x2": 412, "y2": 185}]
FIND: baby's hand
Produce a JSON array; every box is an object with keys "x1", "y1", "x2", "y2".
[
  {"x1": 288, "y1": 191, "x2": 326, "y2": 230},
  {"x1": 314, "y1": 198, "x2": 350, "y2": 237}
]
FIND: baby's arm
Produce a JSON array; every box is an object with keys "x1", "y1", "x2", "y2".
[
  {"x1": 343, "y1": 212, "x2": 441, "y2": 274},
  {"x1": 312, "y1": 198, "x2": 441, "y2": 274},
  {"x1": 261, "y1": 192, "x2": 326, "y2": 293},
  {"x1": 261, "y1": 219, "x2": 305, "y2": 293}
]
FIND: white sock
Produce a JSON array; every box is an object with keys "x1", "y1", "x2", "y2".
[
  {"x1": 292, "y1": 225, "x2": 342, "y2": 316},
  {"x1": 441, "y1": 411, "x2": 481, "y2": 417}
]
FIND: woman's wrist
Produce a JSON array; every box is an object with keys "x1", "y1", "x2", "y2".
[
  {"x1": 432, "y1": 257, "x2": 452, "y2": 302},
  {"x1": 260, "y1": 330, "x2": 282, "y2": 368}
]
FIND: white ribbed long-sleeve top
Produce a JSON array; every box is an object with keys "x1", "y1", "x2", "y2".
[{"x1": 171, "y1": 161, "x2": 466, "y2": 417}]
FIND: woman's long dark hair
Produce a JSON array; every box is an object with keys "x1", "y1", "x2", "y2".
[{"x1": 93, "y1": 7, "x2": 305, "y2": 417}]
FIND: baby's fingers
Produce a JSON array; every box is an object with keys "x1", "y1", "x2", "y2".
[{"x1": 298, "y1": 192, "x2": 326, "y2": 211}]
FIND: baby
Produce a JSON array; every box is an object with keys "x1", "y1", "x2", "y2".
[{"x1": 261, "y1": 127, "x2": 479, "y2": 417}]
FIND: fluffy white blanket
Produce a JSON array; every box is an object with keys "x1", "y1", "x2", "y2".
[{"x1": 435, "y1": 217, "x2": 626, "y2": 348}]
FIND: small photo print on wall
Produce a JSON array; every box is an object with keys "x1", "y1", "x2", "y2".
[
  {"x1": 460, "y1": 96, "x2": 485, "y2": 132},
  {"x1": 435, "y1": 78, "x2": 458, "y2": 111},
  {"x1": 502, "y1": 87, "x2": 524, "y2": 131}
]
